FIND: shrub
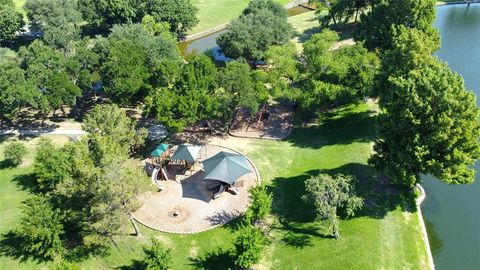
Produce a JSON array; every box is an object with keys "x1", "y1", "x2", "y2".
[
  {"x1": 4, "y1": 141, "x2": 27, "y2": 166},
  {"x1": 144, "y1": 238, "x2": 173, "y2": 270},
  {"x1": 233, "y1": 223, "x2": 267, "y2": 269},
  {"x1": 245, "y1": 185, "x2": 272, "y2": 224}
]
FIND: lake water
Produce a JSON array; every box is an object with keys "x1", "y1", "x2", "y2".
[{"x1": 421, "y1": 4, "x2": 480, "y2": 269}]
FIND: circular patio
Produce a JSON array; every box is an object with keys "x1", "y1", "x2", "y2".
[{"x1": 133, "y1": 145, "x2": 259, "y2": 234}]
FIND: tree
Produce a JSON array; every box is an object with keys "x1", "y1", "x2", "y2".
[
  {"x1": 217, "y1": 1, "x2": 292, "y2": 63},
  {"x1": 139, "y1": 0, "x2": 199, "y2": 40},
  {"x1": 78, "y1": 0, "x2": 136, "y2": 26},
  {"x1": 0, "y1": 60, "x2": 33, "y2": 121},
  {"x1": 144, "y1": 54, "x2": 219, "y2": 132},
  {"x1": 83, "y1": 104, "x2": 148, "y2": 154},
  {"x1": 233, "y1": 223, "x2": 267, "y2": 269},
  {"x1": 144, "y1": 238, "x2": 173, "y2": 270},
  {"x1": 217, "y1": 60, "x2": 267, "y2": 121},
  {"x1": 82, "y1": 159, "x2": 149, "y2": 245},
  {"x1": 24, "y1": 0, "x2": 83, "y2": 49},
  {"x1": 300, "y1": 29, "x2": 379, "y2": 113},
  {"x1": 264, "y1": 42, "x2": 300, "y2": 96},
  {"x1": 15, "y1": 196, "x2": 64, "y2": 260},
  {"x1": 0, "y1": 3, "x2": 23, "y2": 45},
  {"x1": 302, "y1": 174, "x2": 363, "y2": 238},
  {"x1": 108, "y1": 23, "x2": 180, "y2": 68},
  {"x1": 34, "y1": 138, "x2": 70, "y2": 192},
  {"x1": 355, "y1": 0, "x2": 437, "y2": 51},
  {"x1": 4, "y1": 141, "x2": 28, "y2": 166},
  {"x1": 370, "y1": 60, "x2": 480, "y2": 187},
  {"x1": 19, "y1": 40, "x2": 81, "y2": 116},
  {"x1": 245, "y1": 185, "x2": 272, "y2": 224},
  {"x1": 100, "y1": 39, "x2": 150, "y2": 105}
]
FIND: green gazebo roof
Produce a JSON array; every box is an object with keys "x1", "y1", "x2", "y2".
[
  {"x1": 202, "y1": 151, "x2": 252, "y2": 184},
  {"x1": 150, "y1": 143, "x2": 170, "y2": 157}
]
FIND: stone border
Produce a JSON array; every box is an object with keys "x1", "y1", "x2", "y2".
[
  {"x1": 132, "y1": 144, "x2": 261, "y2": 234},
  {"x1": 437, "y1": 1, "x2": 480, "y2": 6},
  {"x1": 416, "y1": 184, "x2": 436, "y2": 270}
]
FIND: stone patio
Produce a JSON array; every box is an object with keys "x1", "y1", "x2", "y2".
[{"x1": 133, "y1": 145, "x2": 259, "y2": 234}]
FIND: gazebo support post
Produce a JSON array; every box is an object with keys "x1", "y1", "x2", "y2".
[{"x1": 129, "y1": 214, "x2": 141, "y2": 236}]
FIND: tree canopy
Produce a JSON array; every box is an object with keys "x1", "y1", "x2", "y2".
[
  {"x1": 78, "y1": 0, "x2": 136, "y2": 26},
  {"x1": 300, "y1": 29, "x2": 379, "y2": 113},
  {"x1": 370, "y1": 57, "x2": 480, "y2": 187},
  {"x1": 19, "y1": 40, "x2": 82, "y2": 116},
  {"x1": 217, "y1": 0, "x2": 292, "y2": 63},
  {"x1": 355, "y1": 0, "x2": 437, "y2": 51},
  {"x1": 138, "y1": 0, "x2": 199, "y2": 40},
  {"x1": 0, "y1": 2, "x2": 23, "y2": 45},
  {"x1": 25, "y1": 0, "x2": 83, "y2": 49}
]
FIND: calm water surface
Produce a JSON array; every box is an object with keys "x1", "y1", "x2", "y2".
[{"x1": 422, "y1": 4, "x2": 480, "y2": 270}]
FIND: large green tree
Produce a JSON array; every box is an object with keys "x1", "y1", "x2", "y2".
[
  {"x1": 138, "y1": 0, "x2": 199, "y2": 40},
  {"x1": 0, "y1": 59, "x2": 33, "y2": 120},
  {"x1": 300, "y1": 29, "x2": 379, "y2": 113},
  {"x1": 100, "y1": 39, "x2": 150, "y2": 105},
  {"x1": 370, "y1": 26, "x2": 480, "y2": 187},
  {"x1": 25, "y1": 0, "x2": 83, "y2": 49},
  {"x1": 34, "y1": 138, "x2": 70, "y2": 192},
  {"x1": 217, "y1": 0, "x2": 292, "y2": 63},
  {"x1": 264, "y1": 42, "x2": 300, "y2": 96},
  {"x1": 217, "y1": 60, "x2": 268, "y2": 121},
  {"x1": 370, "y1": 59, "x2": 480, "y2": 187},
  {"x1": 14, "y1": 196, "x2": 65, "y2": 260},
  {"x1": 83, "y1": 103, "x2": 148, "y2": 154},
  {"x1": 303, "y1": 174, "x2": 363, "y2": 238},
  {"x1": 19, "y1": 40, "x2": 82, "y2": 116},
  {"x1": 108, "y1": 23, "x2": 180, "y2": 68},
  {"x1": 144, "y1": 54, "x2": 219, "y2": 132},
  {"x1": 0, "y1": 2, "x2": 23, "y2": 45},
  {"x1": 355, "y1": 0, "x2": 437, "y2": 51},
  {"x1": 78, "y1": 0, "x2": 136, "y2": 26}
]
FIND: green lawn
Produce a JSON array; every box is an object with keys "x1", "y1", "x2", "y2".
[{"x1": 0, "y1": 103, "x2": 431, "y2": 269}]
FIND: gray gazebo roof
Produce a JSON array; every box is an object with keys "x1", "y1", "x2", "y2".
[
  {"x1": 202, "y1": 151, "x2": 253, "y2": 185},
  {"x1": 171, "y1": 144, "x2": 202, "y2": 163}
]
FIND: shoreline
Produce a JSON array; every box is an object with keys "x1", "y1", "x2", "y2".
[
  {"x1": 416, "y1": 184, "x2": 436, "y2": 270},
  {"x1": 437, "y1": 1, "x2": 480, "y2": 6}
]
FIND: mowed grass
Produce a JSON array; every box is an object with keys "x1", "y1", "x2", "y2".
[
  {"x1": 190, "y1": 0, "x2": 291, "y2": 34},
  {"x1": 0, "y1": 103, "x2": 431, "y2": 269}
]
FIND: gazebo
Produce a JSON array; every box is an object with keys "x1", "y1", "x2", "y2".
[
  {"x1": 202, "y1": 151, "x2": 252, "y2": 198},
  {"x1": 171, "y1": 144, "x2": 202, "y2": 170}
]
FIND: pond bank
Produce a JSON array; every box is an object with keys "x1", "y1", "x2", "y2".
[{"x1": 417, "y1": 184, "x2": 436, "y2": 270}]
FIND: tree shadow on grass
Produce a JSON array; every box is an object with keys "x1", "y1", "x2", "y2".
[
  {"x1": 0, "y1": 159, "x2": 14, "y2": 169},
  {"x1": 189, "y1": 248, "x2": 235, "y2": 270},
  {"x1": 269, "y1": 163, "x2": 417, "y2": 247},
  {"x1": 115, "y1": 260, "x2": 145, "y2": 270},
  {"x1": 0, "y1": 231, "x2": 49, "y2": 263},
  {"x1": 287, "y1": 108, "x2": 376, "y2": 149},
  {"x1": 11, "y1": 173, "x2": 40, "y2": 193}
]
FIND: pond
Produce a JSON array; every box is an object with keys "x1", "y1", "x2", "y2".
[
  {"x1": 178, "y1": 5, "x2": 312, "y2": 60},
  {"x1": 422, "y1": 4, "x2": 480, "y2": 269}
]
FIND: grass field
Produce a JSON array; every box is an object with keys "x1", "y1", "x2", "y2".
[{"x1": 0, "y1": 103, "x2": 431, "y2": 269}]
